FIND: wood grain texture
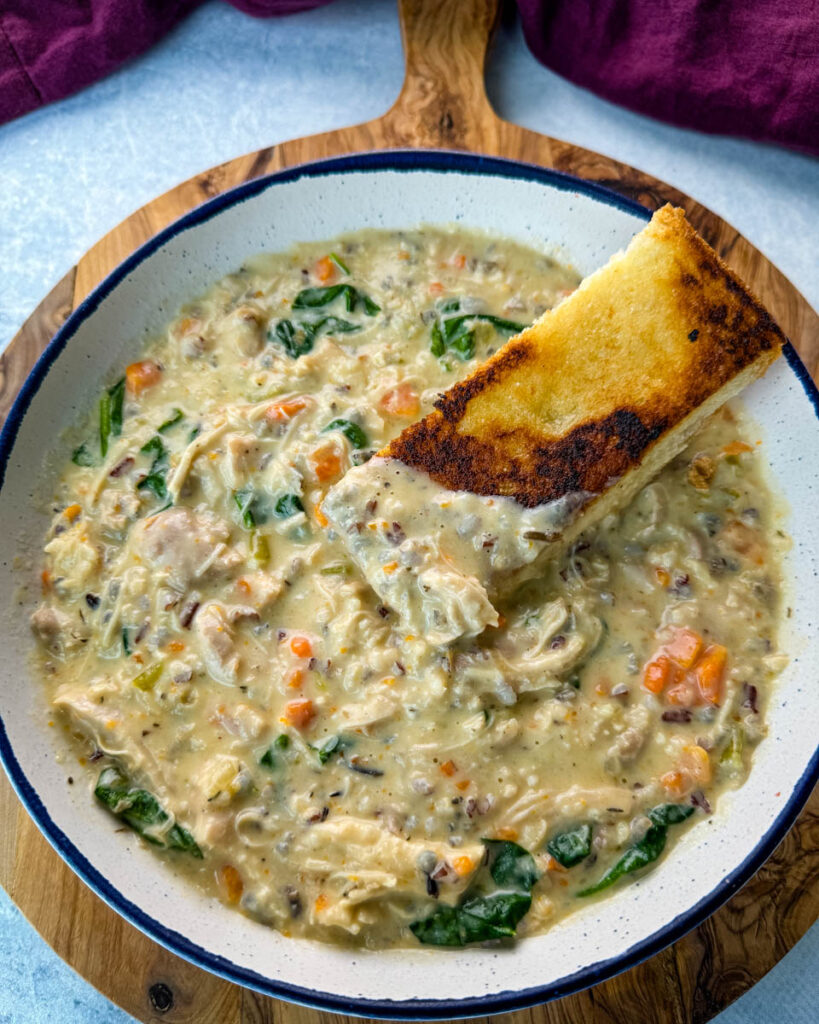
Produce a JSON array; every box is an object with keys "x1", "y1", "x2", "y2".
[{"x1": 1, "y1": 0, "x2": 817, "y2": 1022}]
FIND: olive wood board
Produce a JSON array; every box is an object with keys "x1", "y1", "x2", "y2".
[{"x1": 1, "y1": 1, "x2": 817, "y2": 1022}]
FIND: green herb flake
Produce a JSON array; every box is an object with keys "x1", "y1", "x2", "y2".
[
  {"x1": 320, "y1": 563, "x2": 352, "y2": 576},
  {"x1": 132, "y1": 663, "x2": 162, "y2": 691},
  {"x1": 71, "y1": 443, "x2": 95, "y2": 467},
  {"x1": 95, "y1": 765, "x2": 202, "y2": 857},
  {"x1": 329, "y1": 252, "x2": 350, "y2": 275},
  {"x1": 250, "y1": 531, "x2": 270, "y2": 565}
]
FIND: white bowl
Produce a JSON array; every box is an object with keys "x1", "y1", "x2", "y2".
[{"x1": 1, "y1": 152, "x2": 817, "y2": 1019}]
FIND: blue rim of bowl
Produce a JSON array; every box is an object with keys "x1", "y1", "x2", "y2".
[{"x1": 1, "y1": 149, "x2": 817, "y2": 1020}]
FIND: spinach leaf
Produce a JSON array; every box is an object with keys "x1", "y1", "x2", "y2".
[
  {"x1": 99, "y1": 377, "x2": 126, "y2": 457},
  {"x1": 234, "y1": 490, "x2": 255, "y2": 529},
  {"x1": 95, "y1": 765, "x2": 202, "y2": 857},
  {"x1": 546, "y1": 823, "x2": 592, "y2": 868},
  {"x1": 99, "y1": 392, "x2": 112, "y2": 457},
  {"x1": 234, "y1": 487, "x2": 274, "y2": 529},
  {"x1": 259, "y1": 734, "x2": 290, "y2": 769},
  {"x1": 647, "y1": 803, "x2": 696, "y2": 828},
  {"x1": 311, "y1": 734, "x2": 353, "y2": 765},
  {"x1": 322, "y1": 418, "x2": 368, "y2": 449},
  {"x1": 158, "y1": 408, "x2": 184, "y2": 433},
  {"x1": 137, "y1": 436, "x2": 169, "y2": 502},
  {"x1": 109, "y1": 377, "x2": 125, "y2": 436},
  {"x1": 272, "y1": 319, "x2": 313, "y2": 359},
  {"x1": 71, "y1": 442, "x2": 95, "y2": 467},
  {"x1": 274, "y1": 493, "x2": 304, "y2": 519},
  {"x1": 293, "y1": 284, "x2": 380, "y2": 316},
  {"x1": 577, "y1": 803, "x2": 694, "y2": 897},
  {"x1": 410, "y1": 838, "x2": 539, "y2": 947},
  {"x1": 233, "y1": 485, "x2": 267, "y2": 530},
  {"x1": 429, "y1": 299, "x2": 525, "y2": 361},
  {"x1": 270, "y1": 315, "x2": 361, "y2": 358}
]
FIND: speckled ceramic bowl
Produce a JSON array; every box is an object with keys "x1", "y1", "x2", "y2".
[{"x1": 1, "y1": 152, "x2": 817, "y2": 1019}]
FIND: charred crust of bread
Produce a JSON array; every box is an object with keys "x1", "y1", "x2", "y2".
[
  {"x1": 383, "y1": 205, "x2": 785, "y2": 507},
  {"x1": 388, "y1": 407, "x2": 669, "y2": 507}
]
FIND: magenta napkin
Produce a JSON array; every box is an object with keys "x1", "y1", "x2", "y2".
[{"x1": 1, "y1": 0, "x2": 816, "y2": 155}]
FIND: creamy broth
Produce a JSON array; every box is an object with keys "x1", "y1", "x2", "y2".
[{"x1": 31, "y1": 228, "x2": 786, "y2": 948}]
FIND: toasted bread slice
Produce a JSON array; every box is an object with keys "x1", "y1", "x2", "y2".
[{"x1": 323, "y1": 206, "x2": 784, "y2": 642}]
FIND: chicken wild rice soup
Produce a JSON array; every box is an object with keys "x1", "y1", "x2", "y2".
[{"x1": 30, "y1": 228, "x2": 788, "y2": 948}]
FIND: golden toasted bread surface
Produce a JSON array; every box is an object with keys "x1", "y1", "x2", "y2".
[{"x1": 384, "y1": 205, "x2": 785, "y2": 507}]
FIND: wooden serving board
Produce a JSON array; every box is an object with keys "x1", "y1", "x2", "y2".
[{"x1": 1, "y1": 1, "x2": 817, "y2": 1021}]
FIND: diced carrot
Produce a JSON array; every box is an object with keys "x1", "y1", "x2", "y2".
[
  {"x1": 722, "y1": 440, "x2": 753, "y2": 456},
  {"x1": 495, "y1": 826, "x2": 518, "y2": 841},
  {"x1": 681, "y1": 744, "x2": 712, "y2": 784},
  {"x1": 643, "y1": 654, "x2": 673, "y2": 694},
  {"x1": 290, "y1": 635, "x2": 312, "y2": 658},
  {"x1": 174, "y1": 316, "x2": 203, "y2": 338},
  {"x1": 266, "y1": 395, "x2": 310, "y2": 423},
  {"x1": 167, "y1": 640, "x2": 185, "y2": 652},
  {"x1": 314, "y1": 255, "x2": 337, "y2": 284},
  {"x1": 666, "y1": 675, "x2": 698, "y2": 707},
  {"x1": 314, "y1": 893, "x2": 329, "y2": 912},
  {"x1": 217, "y1": 864, "x2": 243, "y2": 904},
  {"x1": 455, "y1": 779, "x2": 471, "y2": 792},
  {"x1": 655, "y1": 567, "x2": 671, "y2": 587},
  {"x1": 63, "y1": 503, "x2": 82, "y2": 523},
  {"x1": 439, "y1": 760, "x2": 457, "y2": 777},
  {"x1": 452, "y1": 855, "x2": 474, "y2": 876},
  {"x1": 428, "y1": 281, "x2": 444, "y2": 296},
  {"x1": 379, "y1": 382, "x2": 420, "y2": 418},
  {"x1": 314, "y1": 502, "x2": 328, "y2": 527},
  {"x1": 286, "y1": 669, "x2": 304, "y2": 690},
  {"x1": 283, "y1": 698, "x2": 314, "y2": 728},
  {"x1": 125, "y1": 360, "x2": 162, "y2": 396},
  {"x1": 544, "y1": 855, "x2": 566, "y2": 873},
  {"x1": 383, "y1": 561, "x2": 399, "y2": 574},
  {"x1": 452, "y1": 253, "x2": 467, "y2": 270},
  {"x1": 694, "y1": 644, "x2": 727, "y2": 704},
  {"x1": 660, "y1": 770, "x2": 687, "y2": 797},
  {"x1": 665, "y1": 627, "x2": 704, "y2": 669},
  {"x1": 236, "y1": 578, "x2": 251, "y2": 596},
  {"x1": 309, "y1": 444, "x2": 343, "y2": 482},
  {"x1": 40, "y1": 569, "x2": 51, "y2": 594}
]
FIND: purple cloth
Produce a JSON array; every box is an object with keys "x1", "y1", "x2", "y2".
[
  {"x1": 1, "y1": 0, "x2": 816, "y2": 155},
  {"x1": 517, "y1": 0, "x2": 819, "y2": 156}
]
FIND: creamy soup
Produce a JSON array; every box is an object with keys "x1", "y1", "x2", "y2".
[{"x1": 30, "y1": 228, "x2": 787, "y2": 948}]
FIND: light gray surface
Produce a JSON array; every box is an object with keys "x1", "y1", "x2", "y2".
[{"x1": 0, "y1": 1, "x2": 816, "y2": 1022}]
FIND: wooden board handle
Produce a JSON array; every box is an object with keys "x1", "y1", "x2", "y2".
[{"x1": 384, "y1": 0, "x2": 502, "y2": 148}]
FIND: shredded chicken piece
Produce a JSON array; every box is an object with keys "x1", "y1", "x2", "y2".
[
  {"x1": 194, "y1": 602, "x2": 241, "y2": 684},
  {"x1": 129, "y1": 507, "x2": 241, "y2": 592}
]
